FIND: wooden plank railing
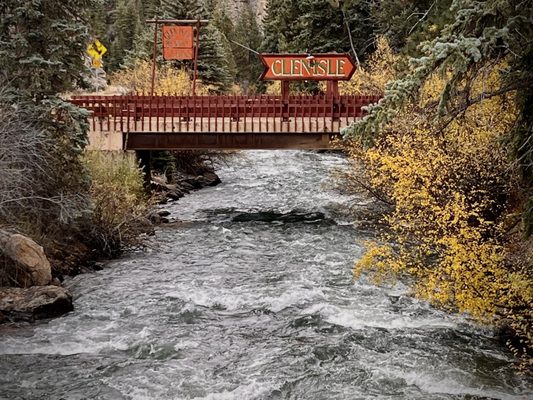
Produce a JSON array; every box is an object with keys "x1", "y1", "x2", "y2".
[{"x1": 70, "y1": 94, "x2": 381, "y2": 134}]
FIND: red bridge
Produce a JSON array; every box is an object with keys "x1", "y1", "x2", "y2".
[{"x1": 70, "y1": 94, "x2": 380, "y2": 150}]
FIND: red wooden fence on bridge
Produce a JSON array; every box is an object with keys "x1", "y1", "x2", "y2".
[{"x1": 70, "y1": 94, "x2": 380, "y2": 150}]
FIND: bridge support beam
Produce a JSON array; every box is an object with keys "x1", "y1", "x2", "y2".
[{"x1": 124, "y1": 132, "x2": 339, "y2": 151}]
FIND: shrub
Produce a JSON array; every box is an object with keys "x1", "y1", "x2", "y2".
[
  {"x1": 0, "y1": 92, "x2": 88, "y2": 235},
  {"x1": 82, "y1": 151, "x2": 149, "y2": 257},
  {"x1": 110, "y1": 59, "x2": 212, "y2": 95},
  {"x1": 343, "y1": 39, "x2": 532, "y2": 370},
  {"x1": 339, "y1": 36, "x2": 398, "y2": 96}
]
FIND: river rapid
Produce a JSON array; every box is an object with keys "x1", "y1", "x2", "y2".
[{"x1": 0, "y1": 151, "x2": 531, "y2": 400}]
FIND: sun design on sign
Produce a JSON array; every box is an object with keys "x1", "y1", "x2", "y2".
[{"x1": 162, "y1": 26, "x2": 194, "y2": 60}]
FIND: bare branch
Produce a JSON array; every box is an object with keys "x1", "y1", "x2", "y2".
[{"x1": 408, "y1": 0, "x2": 437, "y2": 35}]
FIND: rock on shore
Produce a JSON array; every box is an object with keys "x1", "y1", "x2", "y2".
[
  {"x1": 0, "y1": 231, "x2": 51, "y2": 287},
  {"x1": 155, "y1": 171, "x2": 222, "y2": 206},
  {"x1": 0, "y1": 286, "x2": 73, "y2": 322}
]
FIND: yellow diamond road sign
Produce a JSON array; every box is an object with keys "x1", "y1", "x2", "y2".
[{"x1": 87, "y1": 39, "x2": 107, "y2": 59}]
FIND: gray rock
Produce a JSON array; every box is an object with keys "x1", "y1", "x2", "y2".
[
  {"x1": 201, "y1": 172, "x2": 222, "y2": 187},
  {"x1": 147, "y1": 210, "x2": 161, "y2": 224},
  {"x1": 178, "y1": 182, "x2": 194, "y2": 192},
  {"x1": 150, "y1": 181, "x2": 169, "y2": 192},
  {"x1": 183, "y1": 177, "x2": 204, "y2": 189},
  {"x1": 167, "y1": 189, "x2": 185, "y2": 200},
  {"x1": 0, "y1": 286, "x2": 73, "y2": 322}
]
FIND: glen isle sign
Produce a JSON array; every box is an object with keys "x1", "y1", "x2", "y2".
[{"x1": 260, "y1": 53, "x2": 356, "y2": 81}]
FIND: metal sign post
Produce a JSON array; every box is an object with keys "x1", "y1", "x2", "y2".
[
  {"x1": 150, "y1": 19, "x2": 159, "y2": 97},
  {"x1": 192, "y1": 18, "x2": 201, "y2": 96}
]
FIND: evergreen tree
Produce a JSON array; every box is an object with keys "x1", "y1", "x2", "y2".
[
  {"x1": 345, "y1": 0, "x2": 533, "y2": 235},
  {"x1": 196, "y1": 25, "x2": 233, "y2": 92},
  {"x1": 107, "y1": 0, "x2": 144, "y2": 70},
  {"x1": 0, "y1": 0, "x2": 95, "y2": 97},
  {"x1": 233, "y1": 5, "x2": 263, "y2": 90},
  {"x1": 210, "y1": 4, "x2": 237, "y2": 84},
  {"x1": 88, "y1": 0, "x2": 162, "y2": 71},
  {"x1": 260, "y1": 0, "x2": 374, "y2": 59},
  {"x1": 0, "y1": 0, "x2": 97, "y2": 230},
  {"x1": 365, "y1": 0, "x2": 454, "y2": 53},
  {"x1": 162, "y1": 0, "x2": 205, "y2": 19},
  {"x1": 142, "y1": 0, "x2": 161, "y2": 19},
  {"x1": 260, "y1": 0, "x2": 298, "y2": 53}
]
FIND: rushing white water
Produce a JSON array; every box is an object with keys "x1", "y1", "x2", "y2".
[{"x1": 0, "y1": 151, "x2": 531, "y2": 400}]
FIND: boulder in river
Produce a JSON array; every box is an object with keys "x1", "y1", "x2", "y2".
[
  {"x1": 0, "y1": 286, "x2": 73, "y2": 322},
  {"x1": 201, "y1": 172, "x2": 222, "y2": 187},
  {"x1": 167, "y1": 189, "x2": 185, "y2": 200}
]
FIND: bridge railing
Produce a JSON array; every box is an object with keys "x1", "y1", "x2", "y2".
[{"x1": 70, "y1": 94, "x2": 381, "y2": 134}]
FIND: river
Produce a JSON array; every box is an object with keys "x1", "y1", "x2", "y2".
[{"x1": 0, "y1": 151, "x2": 531, "y2": 399}]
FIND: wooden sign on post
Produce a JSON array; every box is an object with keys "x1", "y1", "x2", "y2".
[{"x1": 162, "y1": 25, "x2": 194, "y2": 60}]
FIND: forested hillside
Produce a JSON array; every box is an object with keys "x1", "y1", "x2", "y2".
[{"x1": 86, "y1": 0, "x2": 378, "y2": 92}]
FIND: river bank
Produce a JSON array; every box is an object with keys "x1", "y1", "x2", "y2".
[
  {"x1": 0, "y1": 150, "x2": 530, "y2": 399},
  {"x1": 0, "y1": 154, "x2": 222, "y2": 324}
]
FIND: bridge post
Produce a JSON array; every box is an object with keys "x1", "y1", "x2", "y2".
[
  {"x1": 281, "y1": 81, "x2": 290, "y2": 121},
  {"x1": 136, "y1": 150, "x2": 152, "y2": 192},
  {"x1": 327, "y1": 81, "x2": 340, "y2": 121}
]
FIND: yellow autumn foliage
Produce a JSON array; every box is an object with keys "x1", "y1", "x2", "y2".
[
  {"x1": 110, "y1": 59, "x2": 211, "y2": 95},
  {"x1": 346, "y1": 38, "x2": 532, "y2": 369},
  {"x1": 83, "y1": 151, "x2": 149, "y2": 256},
  {"x1": 340, "y1": 36, "x2": 398, "y2": 96}
]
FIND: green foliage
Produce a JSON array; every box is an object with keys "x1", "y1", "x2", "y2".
[
  {"x1": 0, "y1": 0, "x2": 95, "y2": 96},
  {"x1": 212, "y1": 3, "x2": 263, "y2": 91},
  {"x1": 260, "y1": 0, "x2": 374, "y2": 55},
  {"x1": 161, "y1": 0, "x2": 204, "y2": 19},
  {"x1": 0, "y1": 0, "x2": 97, "y2": 234},
  {"x1": 233, "y1": 6, "x2": 263, "y2": 90},
  {"x1": 0, "y1": 0, "x2": 94, "y2": 150},
  {"x1": 365, "y1": 0, "x2": 454, "y2": 52},
  {"x1": 196, "y1": 24, "x2": 233, "y2": 92},
  {"x1": 260, "y1": 0, "x2": 296, "y2": 53},
  {"x1": 107, "y1": 0, "x2": 143, "y2": 70},
  {"x1": 88, "y1": 0, "x2": 162, "y2": 71},
  {"x1": 210, "y1": 5, "x2": 237, "y2": 81}
]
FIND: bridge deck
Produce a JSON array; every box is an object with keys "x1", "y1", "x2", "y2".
[{"x1": 70, "y1": 94, "x2": 380, "y2": 150}]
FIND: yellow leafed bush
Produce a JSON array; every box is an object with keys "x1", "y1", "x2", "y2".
[
  {"x1": 345, "y1": 37, "x2": 532, "y2": 369},
  {"x1": 340, "y1": 37, "x2": 399, "y2": 96},
  {"x1": 83, "y1": 151, "x2": 149, "y2": 256},
  {"x1": 110, "y1": 59, "x2": 211, "y2": 95}
]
